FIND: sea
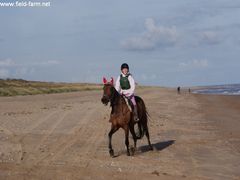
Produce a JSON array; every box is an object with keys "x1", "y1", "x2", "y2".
[{"x1": 192, "y1": 84, "x2": 240, "y2": 95}]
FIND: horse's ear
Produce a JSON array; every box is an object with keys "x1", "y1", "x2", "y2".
[
  {"x1": 103, "y1": 77, "x2": 107, "y2": 84},
  {"x1": 110, "y1": 77, "x2": 114, "y2": 85}
]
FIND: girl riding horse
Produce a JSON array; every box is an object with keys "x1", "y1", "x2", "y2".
[
  {"x1": 115, "y1": 63, "x2": 139, "y2": 122},
  {"x1": 101, "y1": 64, "x2": 153, "y2": 157}
]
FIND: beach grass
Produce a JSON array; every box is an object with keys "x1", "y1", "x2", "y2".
[{"x1": 0, "y1": 79, "x2": 102, "y2": 96}]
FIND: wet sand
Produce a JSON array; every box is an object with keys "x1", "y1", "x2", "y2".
[{"x1": 0, "y1": 88, "x2": 239, "y2": 179}]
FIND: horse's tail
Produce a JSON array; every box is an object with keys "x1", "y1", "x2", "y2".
[
  {"x1": 146, "y1": 108, "x2": 152, "y2": 120},
  {"x1": 136, "y1": 122, "x2": 144, "y2": 139},
  {"x1": 136, "y1": 97, "x2": 149, "y2": 139}
]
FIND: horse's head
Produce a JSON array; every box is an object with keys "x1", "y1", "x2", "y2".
[{"x1": 101, "y1": 77, "x2": 114, "y2": 106}]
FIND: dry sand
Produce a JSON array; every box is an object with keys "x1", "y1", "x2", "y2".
[{"x1": 0, "y1": 87, "x2": 239, "y2": 180}]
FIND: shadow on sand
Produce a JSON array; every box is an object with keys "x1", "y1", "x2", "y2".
[
  {"x1": 114, "y1": 140, "x2": 175, "y2": 157},
  {"x1": 139, "y1": 140, "x2": 175, "y2": 153}
]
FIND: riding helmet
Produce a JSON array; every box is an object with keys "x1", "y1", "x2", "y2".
[{"x1": 121, "y1": 63, "x2": 129, "y2": 70}]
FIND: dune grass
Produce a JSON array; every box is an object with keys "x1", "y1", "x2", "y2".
[{"x1": 0, "y1": 79, "x2": 102, "y2": 96}]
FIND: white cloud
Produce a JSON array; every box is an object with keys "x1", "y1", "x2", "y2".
[
  {"x1": 0, "y1": 58, "x2": 59, "y2": 79},
  {"x1": 47, "y1": 60, "x2": 59, "y2": 64},
  {"x1": 121, "y1": 37, "x2": 155, "y2": 50},
  {"x1": 15, "y1": 67, "x2": 28, "y2": 76},
  {"x1": 140, "y1": 73, "x2": 157, "y2": 81},
  {"x1": 31, "y1": 60, "x2": 60, "y2": 66},
  {"x1": 0, "y1": 69, "x2": 9, "y2": 78},
  {"x1": 121, "y1": 18, "x2": 178, "y2": 51},
  {"x1": 199, "y1": 31, "x2": 221, "y2": 45},
  {"x1": 0, "y1": 58, "x2": 16, "y2": 67},
  {"x1": 179, "y1": 59, "x2": 209, "y2": 70},
  {"x1": 0, "y1": 58, "x2": 60, "y2": 67}
]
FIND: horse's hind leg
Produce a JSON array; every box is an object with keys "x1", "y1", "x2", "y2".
[
  {"x1": 123, "y1": 125, "x2": 130, "y2": 156},
  {"x1": 108, "y1": 125, "x2": 119, "y2": 157},
  {"x1": 145, "y1": 126, "x2": 153, "y2": 151},
  {"x1": 129, "y1": 124, "x2": 137, "y2": 152}
]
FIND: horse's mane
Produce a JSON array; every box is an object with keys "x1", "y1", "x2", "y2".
[
  {"x1": 110, "y1": 86, "x2": 131, "y2": 113},
  {"x1": 110, "y1": 86, "x2": 121, "y2": 107}
]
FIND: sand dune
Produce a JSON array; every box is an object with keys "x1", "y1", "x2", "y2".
[{"x1": 0, "y1": 88, "x2": 239, "y2": 179}]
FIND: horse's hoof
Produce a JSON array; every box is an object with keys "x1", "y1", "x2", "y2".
[
  {"x1": 130, "y1": 147, "x2": 135, "y2": 155},
  {"x1": 109, "y1": 149, "x2": 114, "y2": 157},
  {"x1": 127, "y1": 151, "x2": 131, "y2": 156},
  {"x1": 149, "y1": 146, "x2": 154, "y2": 151}
]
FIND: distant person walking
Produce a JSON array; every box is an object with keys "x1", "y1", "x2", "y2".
[{"x1": 177, "y1": 86, "x2": 181, "y2": 94}]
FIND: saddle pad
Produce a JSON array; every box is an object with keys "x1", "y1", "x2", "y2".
[{"x1": 123, "y1": 97, "x2": 132, "y2": 112}]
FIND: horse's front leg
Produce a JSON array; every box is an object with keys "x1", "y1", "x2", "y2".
[
  {"x1": 123, "y1": 125, "x2": 130, "y2": 156},
  {"x1": 108, "y1": 125, "x2": 119, "y2": 157}
]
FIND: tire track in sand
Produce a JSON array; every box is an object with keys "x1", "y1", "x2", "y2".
[
  {"x1": 48, "y1": 105, "x2": 101, "y2": 165},
  {"x1": 23, "y1": 110, "x2": 60, "y2": 134},
  {"x1": 24, "y1": 109, "x2": 71, "y2": 163},
  {"x1": 32, "y1": 104, "x2": 96, "y2": 165},
  {"x1": 70, "y1": 104, "x2": 107, "y2": 165},
  {"x1": 19, "y1": 110, "x2": 61, "y2": 162}
]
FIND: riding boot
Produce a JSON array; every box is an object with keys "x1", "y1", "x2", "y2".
[{"x1": 133, "y1": 105, "x2": 139, "y2": 122}]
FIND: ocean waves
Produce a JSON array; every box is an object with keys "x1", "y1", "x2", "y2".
[{"x1": 192, "y1": 84, "x2": 240, "y2": 95}]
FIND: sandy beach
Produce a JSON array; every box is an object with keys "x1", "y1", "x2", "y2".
[{"x1": 0, "y1": 87, "x2": 239, "y2": 180}]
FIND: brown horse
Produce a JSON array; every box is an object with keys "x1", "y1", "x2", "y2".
[{"x1": 101, "y1": 77, "x2": 153, "y2": 157}]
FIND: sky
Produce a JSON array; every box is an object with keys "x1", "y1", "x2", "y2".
[{"x1": 0, "y1": 0, "x2": 240, "y2": 87}]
